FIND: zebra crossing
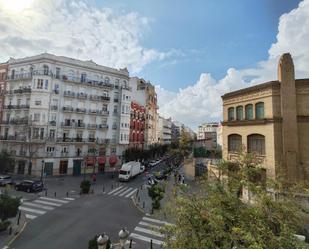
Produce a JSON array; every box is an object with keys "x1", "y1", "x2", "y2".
[
  {"x1": 19, "y1": 196, "x2": 76, "y2": 220},
  {"x1": 130, "y1": 216, "x2": 174, "y2": 247},
  {"x1": 106, "y1": 186, "x2": 138, "y2": 198}
]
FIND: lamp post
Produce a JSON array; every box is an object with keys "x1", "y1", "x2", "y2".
[
  {"x1": 97, "y1": 233, "x2": 109, "y2": 249},
  {"x1": 40, "y1": 159, "x2": 45, "y2": 181},
  {"x1": 119, "y1": 228, "x2": 130, "y2": 249}
]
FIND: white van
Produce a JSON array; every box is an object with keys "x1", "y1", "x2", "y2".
[{"x1": 119, "y1": 161, "x2": 144, "y2": 181}]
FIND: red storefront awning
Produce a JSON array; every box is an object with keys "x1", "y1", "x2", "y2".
[
  {"x1": 97, "y1": 156, "x2": 106, "y2": 165},
  {"x1": 86, "y1": 156, "x2": 96, "y2": 165},
  {"x1": 109, "y1": 155, "x2": 118, "y2": 167}
]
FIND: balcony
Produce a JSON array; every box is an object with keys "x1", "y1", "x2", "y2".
[
  {"x1": 73, "y1": 137, "x2": 84, "y2": 143},
  {"x1": 6, "y1": 73, "x2": 33, "y2": 81},
  {"x1": 89, "y1": 95, "x2": 100, "y2": 101},
  {"x1": 46, "y1": 152, "x2": 55, "y2": 157},
  {"x1": 76, "y1": 123, "x2": 86, "y2": 128},
  {"x1": 0, "y1": 135, "x2": 27, "y2": 142},
  {"x1": 75, "y1": 108, "x2": 86, "y2": 113},
  {"x1": 64, "y1": 91, "x2": 75, "y2": 97},
  {"x1": 49, "y1": 121, "x2": 57, "y2": 126},
  {"x1": 77, "y1": 93, "x2": 87, "y2": 99},
  {"x1": 62, "y1": 75, "x2": 114, "y2": 89},
  {"x1": 63, "y1": 106, "x2": 74, "y2": 112},
  {"x1": 114, "y1": 98, "x2": 119, "y2": 103},
  {"x1": 97, "y1": 124, "x2": 108, "y2": 130},
  {"x1": 88, "y1": 124, "x2": 97, "y2": 129},
  {"x1": 88, "y1": 137, "x2": 96, "y2": 143},
  {"x1": 121, "y1": 85, "x2": 132, "y2": 91},
  {"x1": 61, "y1": 122, "x2": 73, "y2": 128},
  {"x1": 112, "y1": 125, "x2": 117, "y2": 130},
  {"x1": 19, "y1": 151, "x2": 27, "y2": 156},
  {"x1": 101, "y1": 96, "x2": 110, "y2": 102},
  {"x1": 50, "y1": 105, "x2": 58, "y2": 110},
  {"x1": 57, "y1": 137, "x2": 73, "y2": 143},
  {"x1": 4, "y1": 104, "x2": 30, "y2": 110}
]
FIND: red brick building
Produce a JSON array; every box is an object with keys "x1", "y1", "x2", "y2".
[
  {"x1": 0, "y1": 63, "x2": 8, "y2": 124},
  {"x1": 130, "y1": 102, "x2": 146, "y2": 149}
]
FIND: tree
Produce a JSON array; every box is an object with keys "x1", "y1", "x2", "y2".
[
  {"x1": 178, "y1": 130, "x2": 193, "y2": 157},
  {"x1": 0, "y1": 150, "x2": 15, "y2": 174},
  {"x1": 0, "y1": 192, "x2": 21, "y2": 231},
  {"x1": 163, "y1": 152, "x2": 309, "y2": 249}
]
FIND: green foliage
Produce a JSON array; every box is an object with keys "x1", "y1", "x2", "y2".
[
  {"x1": 148, "y1": 184, "x2": 165, "y2": 209},
  {"x1": 178, "y1": 130, "x2": 193, "y2": 157},
  {"x1": 80, "y1": 180, "x2": 91, "y2": 194},
  {"x1": 193, "y1": 147, "x2": 222, "y2": 158},
  {"x1": 123, "y1": 144, "x2": 169, "y2": 162},
  {"x1": 0, "y1": 220, "x2": 10, "y2": 232},
  {"x1": 0, "y1": 150, "x2": 15, "y2": 174},
  {"x1": 0, "y1": 192, "x2": 20, "y2": 221},
  {"x1": 163, "y1": 152, "x2": 309, "y2": 249}
]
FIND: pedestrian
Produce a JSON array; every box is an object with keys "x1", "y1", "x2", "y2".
[
  {"x1": 182, "y1": 174, "x2": 185, "y2": 185},
  {"x1": 178, "y1": 173, "x2": 181, "y2": 183}
]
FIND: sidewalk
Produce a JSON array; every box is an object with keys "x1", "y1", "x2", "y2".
[{"x1": 0, "y1": 211, "x2": 27, "y2": 249}]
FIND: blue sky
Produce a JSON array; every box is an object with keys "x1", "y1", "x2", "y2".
[
  {"x1": 0, "y1": 0, "x2": 308, "y2": 129},
  {"x1": 96, "y1": 0, "x2": 301, "y2": 91}
]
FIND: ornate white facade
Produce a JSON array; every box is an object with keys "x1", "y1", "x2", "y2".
[{"x1": 0, "y1": 53, "x2": 131, "y2": 176}]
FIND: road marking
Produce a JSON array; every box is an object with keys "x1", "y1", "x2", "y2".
[
  {"x1": 34, "y1": 200, "x2": 62, "y2": 207},
  {"x1": 139, "y1": 221, "x2": 161, "y2": 230},
  {"x1": 2, "y1": 246, "x2": 9, "y2": 249},
  {"x1": 129, "y1": 233, "x2": 163, "y2": 245},
  {"x1": 19, "y1": 206, "x2": 46, "y2": 215},
  {"x1": 39, "y1": 197, "x2": 69, "y2": 203},
  {"x1": 142, "y1": 217, "x2": 174, "y2": 226},
  {"x1": 25, "y1": 214, "x2": 37, "y2": 220},
  {"x1": 22, "y1": 202, "x2": 54, "y2": 210},
  {"x1": 118, "y1": 187, "x2": 133, "y2": 197},
  {"x1": 113, "y1": 187, "x2": 128, "y2": 196},
  {"x1": 107, "y1": 186, "x2": 124, "y2": 195},
  {"x1": 63, "y1": 197, "x2": 75, "y2": 201},
  {"x1": 134, "y1": 226, "x2": 164, "y2": 238},
  {"x1": 125, "y1": 188, "x2": 137, "y2": 198}
]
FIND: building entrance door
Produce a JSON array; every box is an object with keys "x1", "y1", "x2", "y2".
[
  {"x1": 17, "y1": 161, "x2": 25, "y2": 174},
  {"x1": 59, "y1": 160, "x2": 68, "y2": 174},
  {"x1": 73, "y1": 160, "x2": 81, "y2": 176},
  {"x1": 44, "y1": 162, "x2": 53, "y2": 176}
]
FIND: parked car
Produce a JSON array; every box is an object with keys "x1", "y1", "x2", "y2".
[
  {"x1": 15, "y1": 180, "x2": 43, "y2": 193},
  {"x1": 0, "y1": 175, "x2": 13, "y2": 186}
]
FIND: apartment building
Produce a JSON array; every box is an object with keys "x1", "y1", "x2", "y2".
[
  {"x1": 130, "y1": 77, "x2": 158, "y2": 148},
  {"x1": 197, "y1": 122, "x2": 219, "y2": 140},
  {"x1": 129, "y1": 101, "x2": 145, "y2": 149},
  {"x1": 0, "y1": 53, "x2": 131, "y2": 176},
  {"x1": 156, "y1": 116, "x2": 172, "y2": 145},
  {"x1": 221, "y1": 53, "x2": 309, "y2": 184},
  {"x1": 0, "y1": 63, "x2": 8, "y2": 124}
]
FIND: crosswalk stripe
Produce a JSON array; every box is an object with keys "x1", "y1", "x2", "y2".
[
  {"x1": 125, "y1": 188, "x2": 137, "y2": 198},
  {"x1": 107, "y1": 186, "x2": 123, "y2": 195},
  {"x1": 118, "y1": 187, "x2": 133, "y2": 197},
  {"x1": 130, "y1": 233, "x2": 163, "y2": 245},
  {"x1": 113, "y1": 187, "x2": 128, "y2": 196},
  {"x1": 39, "y1": 197, "x2": 69, "y2": 203},
  {"x1": 19, "y1": 206, "x2": 46, "y2": 215},
  {"x1": 22, "y1": 202, "x2": 54, "y2": 210},
  {"x1": 142, "y1": 217, "x2": 174, "y2": 226},
  {"x1": 139, "y1": 221, "x2": 161, "y2": 230},
  {"x1": 134, "y1": 226, "x2": 164, "y2": 238},
  {"x1": 63, "y1": 197, "x2": 75, "y2": 201},
  {"x1": 25, "y1": 214, "x2": 37, "y2": 220},
  {"x1": 34, "y1": 200, "x2": 62, "y2": 207}
]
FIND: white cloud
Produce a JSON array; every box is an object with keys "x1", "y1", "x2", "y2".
[
  {"x1": 0, "y1": 0, "x2": 170, "y2": 73},
  {"x1": 158, "y1": 0, "x2": 309, "y2": 130}
]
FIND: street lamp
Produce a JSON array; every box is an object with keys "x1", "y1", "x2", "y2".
[
  {"x1": 119, "y1": 228, "x2": 130, "y2": 248},
  {"x1": 40, "y1": 159, "x2": 45, "y2": 181},
  {"x1": 97, "y1": 233, "x2": 109, "y2": 249}
]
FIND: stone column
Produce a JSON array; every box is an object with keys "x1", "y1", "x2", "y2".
[{"x1": 278, "y1": 53, "x2": 301, "y2": 183}]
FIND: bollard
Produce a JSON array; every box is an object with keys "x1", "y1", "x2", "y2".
[
  {"x1": 54, "y1": 192, "x2": 56, "y2": 197},
  {"x1": 111, "y1": 184, "x2": 113, "y2": 190},
  {"x1": 136, "y1": 189, "x2": 139, "y2": 196},
  {"x1": 138, "y1": 196, "x2": 140, "y2": 203},
  {"x1": 9, "y1": 226, "x2": 12, "y2": 235},
  {"x1": 129, "y1": 239, "x2": 132, "y2": 248},
  {"x1": 66, "y1": 192, "x2": 68, "y2": 197},
  {"x1": 150, "y1": 239, "x2": 153, "y2": 249},
  {"x1": 17, "y1": 210, "x2": 21, "y2": 225},
  {"x1": 143, "y1": 201, "x2": 145, "y2": 209},
  {"x1": 45, "y1": 190, "x2": 47, "y2": 196}
]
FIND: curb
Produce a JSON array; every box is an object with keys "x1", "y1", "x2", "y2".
[
  {"x1": 131, "y1": 196, "x2": 146, "y2": 214},
  {"x1": 7, "y1": 220, "x2": 27, "y2": 247}
]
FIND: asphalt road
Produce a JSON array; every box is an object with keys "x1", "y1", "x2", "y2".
[{"x1": 7, "y1": 160, "x2": 172, "y2": 249}]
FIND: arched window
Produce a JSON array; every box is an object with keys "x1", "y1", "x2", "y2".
[
  {"x1": 255, "y1": 102, "x2": 264, "y2": 119},
  {"x1": 228, "y1": 134, "x2": 242, "y2": 152},
  {"x1": 228, "y1": 107, "x2": 235, "y2": 121},
  {"x1": 247, "y1": 134, "x2": 265, "y2": 155},
  {"x1": 236, "y1": 106, "x2": 243, "y2": 120},
  {"x1": 245, "y1": 104, "x2": 253, "y2": 120},
  {"x1": 105, "y1": 77, "x2": 110, "y2": 84},
  {"x1": 43, "y1": 65, "x2": 49, "y2": 75},
  {"x1": 81, "y1": 73, "x2": 87, "y2": 83}
]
